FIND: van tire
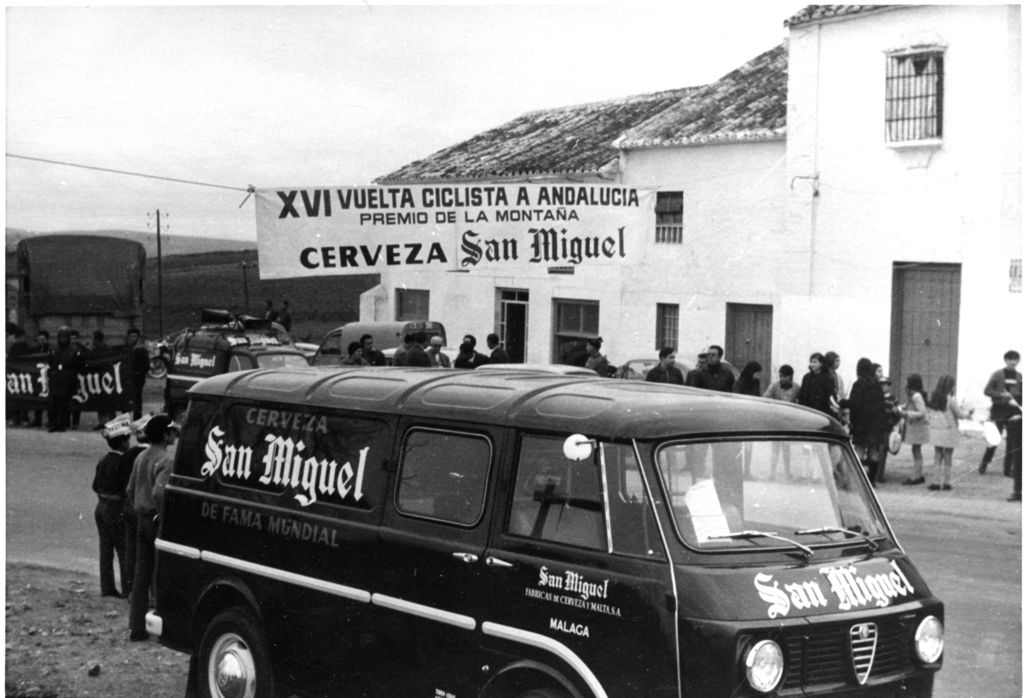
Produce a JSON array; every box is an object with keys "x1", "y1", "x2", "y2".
[{"x1": 197, "y1": 608, "x2": 274, "y2": 698}]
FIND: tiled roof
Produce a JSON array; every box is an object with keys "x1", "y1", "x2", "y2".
[
  {"x1": 614, "y1": 43, "x2": 786, "y2": 149},
  {"x1": 378, "y1": 44, "x2": 788, "y2": 183},
  {"x1": 784, "y1": 5, "x2": 891, "y2": 28}
]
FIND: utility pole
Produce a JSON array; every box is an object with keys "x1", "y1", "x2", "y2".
[
  {"x1": 148, "y1": 209, "x2": 168, "y2": 337},
  {"x1": 156, "y1": 209, "x2": 163, "y2": 337},
  {"x1": 241, "y1": 261, "x2": 250, "y2": 314}
]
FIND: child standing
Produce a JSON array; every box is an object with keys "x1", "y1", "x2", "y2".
[
  {"x1": 92, "y1": 414, "x2": 135, "y2": 597},
  {"x1": 901, "y1": 374, "x2": 930, "y2": 486},
  {"x1": 927, "y1": 375, "x2": 971, "y2": 491},
  {"x1": 763, "y1": 365, "x2": 799, "y2": 480}
]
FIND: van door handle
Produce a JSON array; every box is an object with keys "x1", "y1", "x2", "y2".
[
  {"x1": 451, "y1": 552, "x2": 479, "y2": 563},
  {"x1": 485, "y1": 556, "x2": 515, "y2": 569}
]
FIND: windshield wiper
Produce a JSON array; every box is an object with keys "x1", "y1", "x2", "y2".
[
  {"x1": 795, "y1": 526, "x2": 879, "y2": 552},
  {"x1": 708, "y1": 530, "x2": 813, "y2": 559}
]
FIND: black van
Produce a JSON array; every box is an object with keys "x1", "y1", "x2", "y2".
[
  {"x1": 163, "y1": 310, "x2": 309, "y2": 418},
  {"x1": 150, "y1": 367, "x2": 943, "y2": 697}
]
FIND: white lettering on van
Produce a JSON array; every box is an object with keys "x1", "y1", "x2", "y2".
[
  {"x1": 201, "y1": 425, "x2": 254, "y2": 480},
  {"x1": 549, "y1": 617, "x2": 590, "y2": 638},
  {"x1": 246, "y1": 408, "x2": 328, "y2": 433},
  {"x1": 754, "y1": 572, "x2": 792, "y2": 618},
  {"x1": 537, "y1": 567, "x2": 608, "y2": 601},
  {"x1": 755, "y1": 561, "x2": 915, "y2": 617},
  {"x1": 260, "y1": 434, "x2": 367, "y2": 507},
  {"x1": 819, "y1": 561, "x2": 914, "y2": 611},
  {"x1": 199, "y1": 424, "x2": 368, "y2": 508}
]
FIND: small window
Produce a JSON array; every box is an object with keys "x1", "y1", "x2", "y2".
[
  {"x1": 885, "y1": 50, "x2": 944, "y2": 143},
  {"x1": 396, "y1": 289, "x2": 430, "y2": 321},
  {"x1": 655, "y1": 191, "x2": 684, "y2": 244},
  {"x1": 655, "y1": 303, "x2": 679, "y2": 352},
  {"x1": 552, "y1": 298, "x2": 599, "y2": 365},
  {"x1": 396, "y1": 429, "x2": 490, "y2": 526}
]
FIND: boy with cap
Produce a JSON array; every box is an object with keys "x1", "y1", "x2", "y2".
[
  {"x1": 93, "y1": 413, "x2": 134, "y2": 597},
  {"x1": 126, "y1": 413, "x2": 179, "y2": 641}
]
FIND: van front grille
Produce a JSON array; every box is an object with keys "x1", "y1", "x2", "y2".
[{"x1": 781, "y1": 616, "x2": 911, "y2": 689}]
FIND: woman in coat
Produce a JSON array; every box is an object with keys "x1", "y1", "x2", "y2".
[
  {"x1": 901, "y1": 373, "x2": 930, "y2": 486},
  {"x1": 841, "y1": 358, "x2": 889, "y2": 485},
  {"x1": 797, "y1": 353, "x2": 838, "y2": 416}
]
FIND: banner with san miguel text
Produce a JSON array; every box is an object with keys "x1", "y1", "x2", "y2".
[
  {"x1": 255, "y1": 184, "x2": 655, "y2": 279},
  {"x1": 5, "y1": 352, "x2": 136, "y2": 412}
]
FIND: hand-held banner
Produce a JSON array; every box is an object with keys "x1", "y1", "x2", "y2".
[
  {"x1": 6, "y1": 352, "x2": 136, "y2": 413},
  {"x1": 255, "y1": 184, "x2": 654, "y2": 279}
]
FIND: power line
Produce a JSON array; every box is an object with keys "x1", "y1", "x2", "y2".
[{"x1": 6, "y1": 152, "x2": 251, "y2": 193}]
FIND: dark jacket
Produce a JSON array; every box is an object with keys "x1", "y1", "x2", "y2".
[
  {"x1": 842, "y1": 378, "x2": 889, "y2": 446},
  {"x1": 689, "y1": 364, "x2": 735, "y2": 392},
  {"x1": 48, "y1": 343, "x2": 82, "y2": 397},
  {"x1": 645, "y1": 363, "x2": 684, "y2": 385},
  {"x1": 489, "y1": 345, "x2": 511, "y2": 364},
  {"x1": 797, "y1": 371, "x2": 837, "y2": 415}
]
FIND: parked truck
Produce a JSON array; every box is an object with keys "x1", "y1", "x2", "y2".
[{"x1": 12, "y1": 234, "x2": 146, "y2": 339}]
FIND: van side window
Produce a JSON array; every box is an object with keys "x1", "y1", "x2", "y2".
[
  {"x1": 396, "y1": 429, "x2": 490, "y2": 526},
  {"x1": 603, "y1": 442, "x2": 665, "y2": 559},
  {"x1": 509, "y1": 435, "x2": 607, "y2": 551}
]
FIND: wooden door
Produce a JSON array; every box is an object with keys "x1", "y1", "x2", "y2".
[
  {"x1": 725, "y1": 303, "x2": 773, "y2": 376},
  {"x1": 890, "y1": 263, "x2": 961, "y2": 397}
]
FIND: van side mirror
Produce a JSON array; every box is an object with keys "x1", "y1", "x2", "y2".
[{"x1": 563, "y1": 434, "x2": 595, "y2": 462}]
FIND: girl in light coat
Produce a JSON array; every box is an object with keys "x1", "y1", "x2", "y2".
[
  {"x1": 901, "y1": 374, "x2": 930, "y2": 486},
  {"x1": 926, "y1": 374, "x2": 971, "y2": 491}
]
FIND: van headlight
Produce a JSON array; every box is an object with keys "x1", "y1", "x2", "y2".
[
  {"x1": 914, "y1": 615, "x2": 944, "y2": 664},
  {"x1": 745, "y1": 639, "x2": 784, "y2": 693}
]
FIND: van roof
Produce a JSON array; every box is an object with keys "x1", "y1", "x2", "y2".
[{"x1": 189, "y1": 367, "x2": 843, "y2": 440}]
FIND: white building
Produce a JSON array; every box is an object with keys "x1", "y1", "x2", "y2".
[{"x1": 368, "y1": 4, "x2": 1021, "y2": 407}]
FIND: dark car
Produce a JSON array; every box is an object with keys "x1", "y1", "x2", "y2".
[{"x1": 163, "y1": 310, "x2": 309, "y2": 419}]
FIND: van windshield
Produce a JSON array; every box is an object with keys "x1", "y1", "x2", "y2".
[{"x1": 654, "y1": 439, "x2": 886, "y2": 553}]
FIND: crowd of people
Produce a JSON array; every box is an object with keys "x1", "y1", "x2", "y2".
[
  {"x1": 89, "y1": 410, "x2": 179, "y2": 642},
  {"x1": 6, "y1": 323, "x2": 150, "y2": 430},
  {"x1": 643, "y1": 343, "x2": 1021, "y2": 499}
]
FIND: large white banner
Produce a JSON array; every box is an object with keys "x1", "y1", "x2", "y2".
[{"x1": 255, "y1": 184, "x2": 654, "y2": 279}]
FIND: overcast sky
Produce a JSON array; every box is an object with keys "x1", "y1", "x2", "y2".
[{"x1": 5, "y1": 2, "x2": 806, "y2": 243}]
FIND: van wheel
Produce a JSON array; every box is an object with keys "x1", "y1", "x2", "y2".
[{"x1": 197, "y1": 608, "x2": 274, "y2": 698}]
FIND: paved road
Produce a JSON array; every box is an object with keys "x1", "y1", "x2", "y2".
[{"x1": 5, "y1": 415, "x2": 1020, "y2": 696}]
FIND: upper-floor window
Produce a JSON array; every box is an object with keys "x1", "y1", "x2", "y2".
[
  {"x1": 655, "y1": 191, "x2": 684, "y2": 244},
  {"x1": 885, "y1": 50, "x2": 944, "y2": 143}
]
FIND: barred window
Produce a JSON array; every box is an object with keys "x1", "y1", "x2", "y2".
[
  {"x1": 886, "y1": 51, "x2": 944, "y2": 143},
  {"x1": 655, "y1": 303, "x2": 679, "y2": 351},
  {"x1": 655, "y1": 191, "x2": 684, "y2": 244}
]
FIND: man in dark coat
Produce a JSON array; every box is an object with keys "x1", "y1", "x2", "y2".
[
  {"x1": 124, "y1": 328, "x2": 149, "y2": 419},
  {"x1": 48, "y1": 326, "x2": 82, "y2": 432},
  {"x1": 687, "y1": 345, "x2": 734, "y2": 392},
  {"x1": 646, "y1": 346, "x2": 685, "y2": 384},
  {"x1": 486, "y1": 333, "x2": 511, "y2": 364}
]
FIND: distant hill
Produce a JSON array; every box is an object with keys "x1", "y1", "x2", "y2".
[
  {"x1": 5, "y1": 228, "x2": 379, "y2": 343},
  {"x1": 5, "y1": 228, "x2": 255, "y2": 257}
]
